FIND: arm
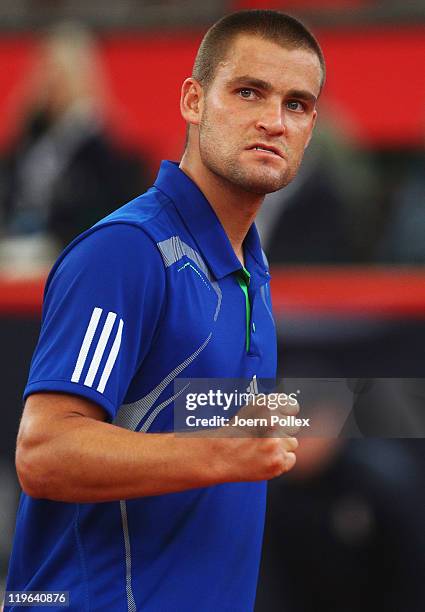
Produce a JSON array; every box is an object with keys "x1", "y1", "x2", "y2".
[{"x1": 16, "y1": 392, "x2": 298, "y2": 503}]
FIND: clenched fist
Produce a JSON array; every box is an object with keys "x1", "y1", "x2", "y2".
[{"x1": 209, "y1": 393, "x2": 300, "y2": 482}]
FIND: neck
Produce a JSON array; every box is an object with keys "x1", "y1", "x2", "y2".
[{"x1": 180, "y1": 149, "x2": 264, "y2": 266}]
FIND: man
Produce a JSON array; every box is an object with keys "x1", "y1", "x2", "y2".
[{"x1": 6, "y1": 10, "x2": 324, "y2": 611}]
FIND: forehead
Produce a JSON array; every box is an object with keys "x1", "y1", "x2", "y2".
[{"x1": 214, "y1": 34, "x2": 322, "y2": 96}]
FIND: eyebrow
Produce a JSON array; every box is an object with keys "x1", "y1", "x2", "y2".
[
  {"x1": 227, "y1": 76, "x2": 273, "y2": 92},
  {"x1": 227, "y1": 76, "x2": 317, "y2": 105},
  {"x1": 286, "y1": 89, "x2": 317, "y2": 105}
]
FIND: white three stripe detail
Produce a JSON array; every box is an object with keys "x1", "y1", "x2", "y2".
[
  {"x1": 71, "y1": 307, "x2": 103, "y2": 383},
  {"x1": 97, "y1": 318, "x2": 123, "y2": 393},
  {"x1": 84, "y1": 311, "x2": 117, "y2": 387}
]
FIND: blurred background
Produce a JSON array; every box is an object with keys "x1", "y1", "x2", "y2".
[{"x1": 0, "y1": 1, "x2": 424, "y2": 610}]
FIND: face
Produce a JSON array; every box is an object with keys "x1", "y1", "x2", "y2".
[{"x1": 184, "y1": 34, "x2": 322, "y2": 195}]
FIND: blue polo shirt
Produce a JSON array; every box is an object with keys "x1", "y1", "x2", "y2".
[{"x1": 6, "y1": 161, "x2": 277, "y2": 611}]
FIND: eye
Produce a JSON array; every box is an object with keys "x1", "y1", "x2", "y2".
[
  {"x1": 238, "y1": 88, "x2": 257, "y2": 100},
  {"x1": 286, "y1": 100, "x2": 305, "y2": 112}
]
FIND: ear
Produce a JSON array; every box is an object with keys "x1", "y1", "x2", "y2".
[
  {"x1": 180, "y1": 77, "x2": 204, "y2": 127},
  {"x1": 304, "y1": 109, "x2": 318, "y2": 149}
]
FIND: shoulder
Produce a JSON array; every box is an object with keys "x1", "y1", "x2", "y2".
[
  {"x1": 44, "y1": 224, "x2": 166, "y2": 309},
  {"x1": 95, "y1": 186, "x2": 170, "y2": 229},
  {"x1": 47, "y1": 187, "x2": 174, "y2": 285},
  {"x1": 53, "y1": 222, "x2": 159, "y2": 276}
]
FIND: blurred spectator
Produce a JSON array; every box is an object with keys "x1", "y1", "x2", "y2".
[
  {"x1": 376, "y1": 153, "x2": 425, "y2": 263},
  {"x1": 256, "y1": 438, "x2": 425, "y2": 612},
  {"x1": 256, "y1": 120, "x2": 379, "y2": 264},
  {"x1": 0, "y1": 22, "x2": 150, "y2": 253}
]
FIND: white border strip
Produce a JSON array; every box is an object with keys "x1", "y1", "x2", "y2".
[
  {"x1": 97, "y1": 319, "x2": 124, "y2": 393},
  {"x1": 84, "y1": 311, "x2": 117, "y2": 388},
  {"x1": 120, "y1": 500, "x2": 137, "y2": 612},
  {"x1": 71, "y1": 307, "x2": 103, "y2": 383}
]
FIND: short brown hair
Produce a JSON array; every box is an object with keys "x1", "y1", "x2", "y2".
[{"x1": 192, "y1": 10, "x2": 325, "y2": 89}]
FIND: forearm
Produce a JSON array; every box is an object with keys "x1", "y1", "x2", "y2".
[
  {"x1": 17, "y1": 393, "x2": 298, "y2": 502},
  {"x1": 17, "y1": 412, "x2": 223, "y2": 503}
]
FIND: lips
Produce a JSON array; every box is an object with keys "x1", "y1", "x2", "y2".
[{"x1": 248, "y1": 143, "x2": 285, "y2": 158}]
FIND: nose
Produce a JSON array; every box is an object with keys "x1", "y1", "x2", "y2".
[{"x1": 255, "y1": 100, "x2": 286, "y2": 136}]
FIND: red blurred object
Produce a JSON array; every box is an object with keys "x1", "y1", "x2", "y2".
[
  {"x1": 320, "y1": 27, "x2": 425, "y2": 146},
  {"x1": 3, "y1": 267, "x2": 425, "y2": 318},
  {"x1": 0, "y1": 276, "x2": 44, "y2": 316},
  {"x1": 271, "y1": 267, "x2": 425, "y2": 318}
]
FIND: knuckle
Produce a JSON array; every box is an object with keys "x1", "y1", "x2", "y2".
[
  {"x1": 260, "y1": 437, "x2": 298, "y2": 479},
  {"x1": 285, "y1": 451, "x2": 297, "y2": 471},
  {"x1": 267, "y1": 458, "x2": 284, "y2": 479},
  {"x1": 282, "y1": 399, "x2": 299, "y2": 417},
  {"x1": 284, "y1": 436, "x2": 299, "y2": 451},
  {"x1": 291, "y1": 400, "x2": 300, "y2": 415},
  {"x1": 265, "y1": 448, "x2": 297, "y2": 478},
  {"x1": 284, "y1": 423, "x2": 301, "y2": 436}
]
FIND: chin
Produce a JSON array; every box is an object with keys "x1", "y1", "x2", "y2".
[
  {"x1": 233, "y1": 160, "x2": 295, "y2": 193},
  {"x1": 236, "y1": 172, "x2": 292, "y2": 195},
  {"x1": 204, "y1": 154, "x2": 293, "y2": 194}
]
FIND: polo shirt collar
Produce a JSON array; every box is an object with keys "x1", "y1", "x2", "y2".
[{"x1": 154, "y1": 161, "x2": 270, "y2": 284}]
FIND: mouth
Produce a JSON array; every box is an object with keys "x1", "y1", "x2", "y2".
[{"x1": 248, "y1": 144, "x2": 285, "y2": 158}]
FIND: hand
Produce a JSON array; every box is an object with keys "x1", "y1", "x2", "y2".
[
  {"x1": 229, "y1": 392, "x2": 301, "y2": 438},
  {"x1": 214, "y1": 393, "x2": 300, "y2": 481},
  {"x1": 216, "y1": 430, "x2": 298, "y2": 482}
]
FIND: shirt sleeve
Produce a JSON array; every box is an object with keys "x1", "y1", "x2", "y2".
[{"x1": 24, "y1": 223, "x2": 166, "y2": 420}]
